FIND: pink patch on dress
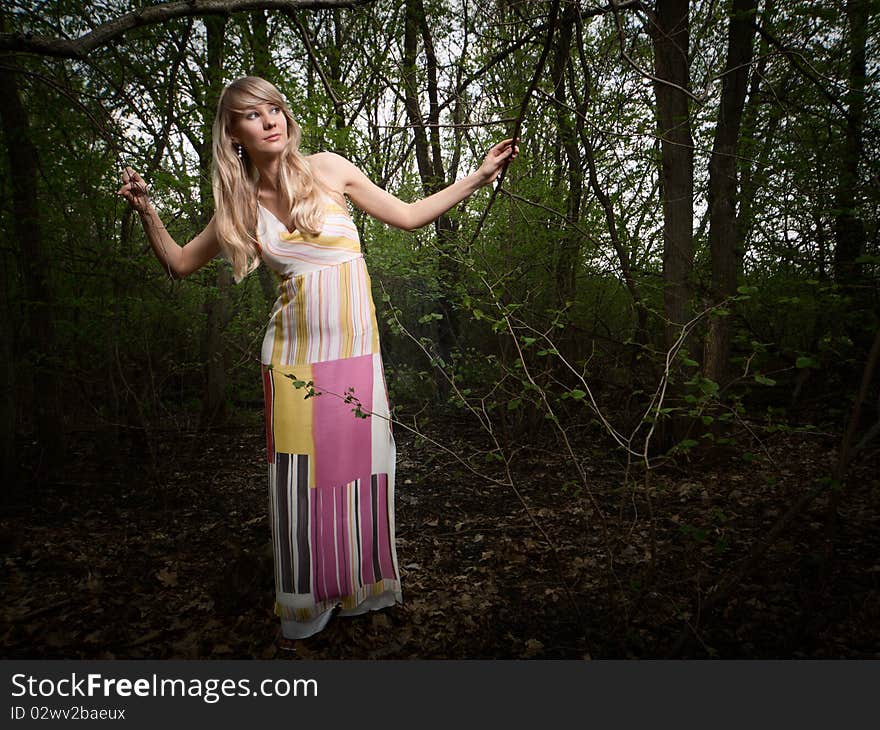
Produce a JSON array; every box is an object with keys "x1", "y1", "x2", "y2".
[{"x1": 311, "y1": 354, "x2": 373, "y2": 489}]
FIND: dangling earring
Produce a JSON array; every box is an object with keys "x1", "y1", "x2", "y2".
[{"x1": 236, "y1": 143, "x2": 243, "y2": 159}]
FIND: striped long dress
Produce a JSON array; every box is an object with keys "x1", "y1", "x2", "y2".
[{"x1": 257, "y1": 193, "x2": 401, "y2": 639}]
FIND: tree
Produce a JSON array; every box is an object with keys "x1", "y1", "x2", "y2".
[
  {"x1": 0, "y1": 25, "x2": 65, "y2": 483},
  {"x1": 703, "y1": 0, "x2": 760, "y2": 385}
]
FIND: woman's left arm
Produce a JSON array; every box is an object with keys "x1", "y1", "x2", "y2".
[{"x1": 313, "y1": 139, "x2": 518, "y2": 231}]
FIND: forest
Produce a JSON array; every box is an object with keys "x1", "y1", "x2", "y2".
[{"x1": 1, "y1": 0, "x2": 878, "y2": 659}]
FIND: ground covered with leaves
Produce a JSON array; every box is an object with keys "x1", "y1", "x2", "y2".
[{"x1": 2, "y1": 411, "x2": 879, "y2": 659}]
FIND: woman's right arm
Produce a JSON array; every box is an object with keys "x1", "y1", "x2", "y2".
[{"x1": 118, "y1": 166, "x2": 221, "y2": 280}]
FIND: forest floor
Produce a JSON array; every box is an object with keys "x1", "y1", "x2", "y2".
[{"x1": 2, "y1": 409, "x2": 879, "y2": 660}]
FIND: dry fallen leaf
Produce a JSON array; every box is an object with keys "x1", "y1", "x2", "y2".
[{"x1": 156, "y1": 568, "x2": 178, "y2": 587}]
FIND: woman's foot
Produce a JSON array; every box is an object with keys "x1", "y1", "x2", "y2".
[
  {"x1": 277, "y1": 638, "x2": 298, "y2": 652},
  {"x1": 275, "y1": 627, "x2": 298, "y2": 653}
]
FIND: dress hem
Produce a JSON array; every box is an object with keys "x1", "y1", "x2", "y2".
[{"x1": 278, "y1": 589, "x2": 403, "y2": 640}]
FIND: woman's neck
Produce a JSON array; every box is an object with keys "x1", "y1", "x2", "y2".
[{"x1": 255, "y1": 157, "x2": 282, "y2": 194}]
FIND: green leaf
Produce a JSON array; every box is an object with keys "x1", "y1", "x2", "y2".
[
  {"x1": 754, "y1": 374, "x2": 776, "y2": 386},
  {"x1": 679, "y1": 524, "x2": 707, "y2": 541},
  {"x1": 796, "y1": 356, "x2": 819, "y2": 369},
  {"x1": 569, "y1": 389, "x2": 586, "y2": 401},
  {"x1": 699, "y1": 378, "x2": 719, "y2": 396}
]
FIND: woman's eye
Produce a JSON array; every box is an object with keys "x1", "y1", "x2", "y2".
[{"x1": 246, "y1": 107, "x2": 279, "y2": 119}]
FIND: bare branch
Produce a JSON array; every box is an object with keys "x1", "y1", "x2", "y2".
[
  {"x1": 0, "y1": 0, "x2": 375, "y2": 58},
  {"x1": 287, "y1": 12, "x2": 343, "y2": 112},
  {"x1": 377, "y1": 118, "x2": 516, "y2": 131},
  {"x1": 465, "y1": 0, "x2": 562, "y2": 251}
]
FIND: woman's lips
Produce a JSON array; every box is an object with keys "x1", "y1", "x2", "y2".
[{"x1": 264, "y1": 133, "x2": 281, "y2": 141}]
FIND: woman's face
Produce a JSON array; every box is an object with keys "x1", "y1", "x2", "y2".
[{"x1": 230, "y1": 101, "x2": 288, "y2": 157}]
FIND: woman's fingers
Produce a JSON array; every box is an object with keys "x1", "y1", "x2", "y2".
[
  {"x1": 490, "y1": 138, "x2": 519, "y2": 167},
  {"x1": 476, "y1": 137, "x2": 521, "y2": 186},
  {"x1": 120, "y1": 166, "x2": 145, "y2": 188},
  {"x1": 117, "y1": 166, "x2": 150, "y2": 211},
  {"x1": 491, "y1": 138, "x2": 520, "y2": 161}
]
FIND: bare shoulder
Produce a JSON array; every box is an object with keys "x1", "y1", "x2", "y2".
[
  {"x1": 308, "y1": 151, "x2": 356, "y2": 198},
  {"x1": 307, "y1": 151, "x2": 352, "y2": 175}
]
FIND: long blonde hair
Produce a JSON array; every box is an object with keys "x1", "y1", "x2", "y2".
[{"x1": 212, "y1": 76, "x2": 326, "y2": 282}]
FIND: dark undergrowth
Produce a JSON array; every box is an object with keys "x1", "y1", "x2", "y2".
[{"x1": 2, "y1": 408, "x2": 878, "y2": 660}]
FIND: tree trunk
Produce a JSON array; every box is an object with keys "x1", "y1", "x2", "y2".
[
  {"x1": 734, "y1": 1, "x2": 781, "y2": 265},
  {"x1": 550, "y1": 3, "x2": 582, "y2": 310},
  {"x1": 199, "y1": 14, "x2": 233, "y2": 427},
  {"x1": 703, "y1": 0, "x2": 759, "y2": 386},
  {"x1": 823, "y1": 0, "x2": 873, "y2": 552},
  {"x1": 249, "y1": 9, "x2": 275, "y2": 80},
  {"x1": 0, "y1": 50, "x2": 65, "y2": 483},
  {"x1": 832, "y1": 0, "x2": 869, "y2": 293},
  {"x1": 648, "y1": 0, "x2": 695, "y2": 445},
  {"x1": 649, "y1": 0, "x2": 695, "y2": 355},
  {"x1": 404, "y1": 0, "x2": 459, "y2": 397},
  {"x1": 248, "y1": 10, "x2": 286, "y2": 305},
  {"x1": 0, "y1": 248, "x2": 15, "y2": 490}
]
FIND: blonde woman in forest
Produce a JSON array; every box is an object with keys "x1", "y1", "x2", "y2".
[{"x1": 117, "y1": 76, "x2": 517, "y2": 648}]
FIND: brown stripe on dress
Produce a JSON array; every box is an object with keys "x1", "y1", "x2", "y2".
[
  {"x1": 275, "y1": 453, "x2": 293, "y2": 593},
  {"x1": 353, "y1": 479, "x2": 362, "y2": 586},
  {"x1": 296, "y1": 454, "x2": 311, "y2": 593},
  {"x1": 371, "y1": 474, "x2": 381, "y2": 582}
]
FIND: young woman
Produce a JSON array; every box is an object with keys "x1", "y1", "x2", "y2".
[{"x1": 117, "y1": 75, "x2": 517, "y2": 646}]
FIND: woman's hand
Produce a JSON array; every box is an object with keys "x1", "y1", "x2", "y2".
[
  {"x1": 116, "y1": 166, "x2": 151, "y2": 214},
  {"x1": 476, "y1": 137, "x2": 519, "y2": 186}
]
